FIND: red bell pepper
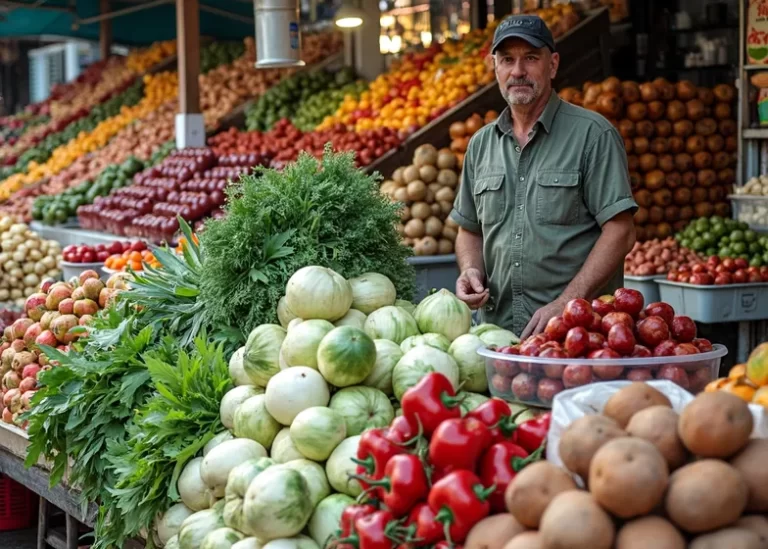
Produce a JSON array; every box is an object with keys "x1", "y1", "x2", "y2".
[
  {"x1": 427, "y1": 470, "x2": 493, "y2": 543},
  {"x1": 435, "y1": 542, "x2": 462, "y2": 549},
  {"x1": 428, "y1": 417, "x2": 492, "y2": 475},
  {"x1": 401, "y1": 373, "x2": 462, "y2": 437},
  {"x1": 404, "y1": 503, "x2": 444, "y2": 547},
  {"x1": 344, "y1": 510, "x2": 403, "y2": 549},
  {"x1": 465, "y1": 398, "x2": 518, "y2": 443},
  {"x1": 340, "y1": 504, "x2": 379, "y2": 537},
  {"x1": 355, "y1": 428, "x2": 405, "y2": 481},
  {"x1": 478, "y1": 441, "x2": 545, "y2": 513},
  {"x1": 387, "y1": 415, "x2": 420, "y2": 445},
  {"x1": 355, "y1": 454, "x2": 430, "y2": 517},
  {"x1": 514, "y1": 412, "x2": 551, "y2": 454}
]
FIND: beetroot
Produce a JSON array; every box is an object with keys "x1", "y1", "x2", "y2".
[
  {"x1": 23, "y1": 323, "x2": 42, "y2": 348},
  {"x1": 51, "y1": 315, "x2": 78, "y2": 344},
  {"x1": 24, "y1": 293, "x2": 48, "y2": 321},
  {"x1": 10, "y1": 318, "x2": 33, "y2": 340}
]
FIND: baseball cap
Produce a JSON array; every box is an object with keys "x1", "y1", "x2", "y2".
[{"x1": 491, "y1": 15, "x2": 556, "y2": 54}]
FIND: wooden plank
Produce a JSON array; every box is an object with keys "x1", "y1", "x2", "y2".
[
  {"x1": 176, "y1": 0, "x2": 201, "y2": 114},
  {"x1": 99, "y1": 0, "x2": 112, "y2": 61},
  {"x1": 38, "y1": 498, "x2": 48, "y2": 549}
]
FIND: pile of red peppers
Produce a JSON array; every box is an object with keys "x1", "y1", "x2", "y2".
[{"x1": 331, "y1": 373, "x2": 551, "y2": 549}]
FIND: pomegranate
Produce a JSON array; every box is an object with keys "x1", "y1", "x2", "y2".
[
  {"x1": 607, "y1": 324, "x2": 635, "y2": 355},
  {"x1": 644, "y1": 302, "x2": 675, "y2": 327},
  {"x1": 2, "y1": 371, "x2": 20, "y2": 390},
  {"x1": 79, "y1": 270, "x2": 101, "y2": 286},
  {"x1": 99, "y1": 288, "x2": 116, "y2": 308},
  {"x1": 73, "y1": 299, "x2": 98, "y2": 317},
  {"x1": 511, "y1": 373, "x2": 537, "y2": 400},
  {"x1": 58, "y1": 298, "x2": 75, "y2": 315},
  {"x1": 39, "y1": 278, "x2": 56, "y2": 294},
  {"x1": 563, "y1": 364, "x2": 593, "y2": 388},
  {"x1": 654, "y1": 340, "x2": 677, "y2": 357},
  {"x1": 601, "y1": 312, "x2": 634, "y2": 334},
  {"x1": 71, "y1": 287, "x2": 85, "y2": 301},
  {"x1": 79, "y1": 315, "x2": 94, "y2": 326},
  {"x1": 537, "y1": 378, "x2": 564, "y2": 405},
  {"x1": 24, "y1": 293, "x2": 48, "y2": 321},
  {"x1": 563, "y1": 298, "x2": 594, "y2": 328},
  {"x1": 40, "y1": 311, "x2": 61, "y2": 331},
  {"x1": 591, "y1": 297, "x2": 615, "y2": 317},
  {"x1": 10, "y1": 339, "x2": 25, "y2": 353},
  {"x1": 637, "y1": 316, "x2": 671, "y2": 348},
  {"x1": 657, "y1": 364, "x2": 690, "y2": 389},
  {"x1": 18, "y1": 377, "x2": 36, "y2": 393},
  {"x1": 51, "y1": 315, "x2": 79, "y2": 345},
  {"x1": 21, "y1": 390, "x2": 36, "y2": 409},
  {"x1": 565, "y1": 327, "x2": 590, "y2": 358},
  {"x1": 45, "y1": 284, "x2": 73, "y2": 311},
  {"x1": 671, "y1": 316, "x2": 697, "y2": 343},
  {"x1": 10, "y1": 318, "x2": 34, "y2": 340},
  {"x1": 82, "y1": 278, "x2": 105, "y2": 302},
  {"x1": 3, "y1": 388, "x2": 18, "y2": 408},
  {"x1": 2, "y1": 407, "x2": 12, "y2": 424},
  {"x1": 23, "y1": 323, "x2": 42, "y2": 348},
  {"x1": 626, "y1": 368, "x2": 653, "y2": 381},
  {"x1": 1, "y1": 347, "x2": 15, "y2": 372},
  {"x1": 544, "y1": 316, "x2": 569, "y2": 342},
  {"x1": 12, "y1": 351, "x2": 35, "y2": 374},
  {"x1": 22, "y1": 363, "x2": 40, "y2": 380},
  {"x1": 35, "y1": 330, "x2": 57, "y2": 348},
  {"x1": 613, "y1": 288, "x2": 645, "y2": 317}
]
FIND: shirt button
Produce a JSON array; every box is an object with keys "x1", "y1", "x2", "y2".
[
  {"x1": 514, "y1": 262, "x2": 520, "y2": 267},
  {"x1": 516, "y1": 233, "x2": 521, "y2": 238},
  {"x1": 519, "y1": 176, "x2": 525, "y2": 181},
  {"x1": 518, "y1": 205, "x2": 523, "y2": 210},
  {"x1": 515, "y1": 146, "x2": 521, "y2": 152}
]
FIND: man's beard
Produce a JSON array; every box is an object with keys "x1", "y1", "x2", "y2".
[{"x1": 500, "y1": 77, "x2": 541, "y2": 106}]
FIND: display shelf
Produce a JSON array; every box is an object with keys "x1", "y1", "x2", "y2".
[
  {"x1": 29, "y1": 222, "x2": 122, "y2": 247},
  {"x1": 742, "y1": 128, "x2": 768, "y2": 139}
]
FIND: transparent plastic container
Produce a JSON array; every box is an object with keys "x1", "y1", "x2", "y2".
[
  {"x1": 728, "y1": 194, "x2": 768, "y2": 232},
  {"x1": 478, "y1": 344, "x2": 727, "y2": 408}
]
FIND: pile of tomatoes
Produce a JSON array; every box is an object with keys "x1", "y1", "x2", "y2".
[{"x1": 667, "y1": 256, "x2": 768, "y2": 285}]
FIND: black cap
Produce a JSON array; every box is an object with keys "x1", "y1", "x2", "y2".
[{"x1": 491, "y1": 15, "x2": 556, "y2": 54}]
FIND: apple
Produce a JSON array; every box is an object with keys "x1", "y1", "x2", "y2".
[
  {"x1": 653, "y1": 340, "x2": 677, "y2": 357},
  {"x1": 588, "y1": 312, "x2": 602, "y2": 332},
  {"x1": 644, "y1": 302, "x2": 675, "y2": 326},
  {"x1": 511, "y1": 373, "x2": 537, "y2": 400},
  {"x1": 562, "y1": 364, "x2": 593, "y2": 388},
  {"x1": 692, "y1": 338, "x2": 714, "y2": 353},
  {"x1": 607, "y1": 324, "x2": 636, "y2": 355},
  {"x1": 497, "y1": 346, "x2": 520, "y2": 355},
  {"x1": 722, "y1": 258, "x2": 736, "y2": 272},
  {"x1": 544, "y1": 316, "x2": 569, "y2": 342},
  {"x1": 543, "y1": 363, "x2": 566, "y2": 379},
  {"x1": 636, "y1": 316, "x2": 671, "y2": 348},
  {"x1": 563, "y1": 298, "x2": 594, "y2": 328},
  {"x1": 671, "y1": 316, "x2": 696, "y2": 343},
  {"x1": 537, "y1": 378, "x2": 564, "y2": 405},
  {"x1": 591, "y1": 298, "x2": 614, "y2": 317},
  {"x1": 626, "y1": 368, "x2": 653, "y2": 381},
  {"x1": 714, "y1": 273, "x2": 732, "y2": 285},
  {"x1": 601, "y1": 312, "x2": 634, "y2": 335},
  {"x1": 587, "y1": 332, "x2": 606, "y2": 351},
  {"x1": 540, "y1": 341, "x2": 562, "y2": 352},
  {"x1": 631, "y1": 344, "x2": 652, "y2": 358},
  {"x1": 656, "y1": 364, "x2": 690, "y2": 389},
  {"x1": 520, "y1": 334, "x2": 549, "y2": 357},
  {"x1": 690, "y1": 273, "x2": 714, "y2": 285},
  {"x1": 688, "y1": 367, "x2": 712, "y2": 392},
  {"x1": 564, "y1": 327, "x2": 589, "y2": 358},
  {"x1": 734, "y1": 258, "x2": 749, "y2": 270},
  {"x1": 673, "y1": 343, "x2": 700, "y2": 356},
  {"x1": 590, "y1": 350, "x2": 624, "y2": 380},
  {"x1": 614, "y1": 288, "x2": 644, "y2": 317},
  {"x1": 539, "y1": 347, "x2": 566, "y2": 378},
  {"x1": 491, "y1": 374, "x2": 511, "y2": 394},
  {"x1": 494, "y1": 360, "x2": 520, "y2": 378}
]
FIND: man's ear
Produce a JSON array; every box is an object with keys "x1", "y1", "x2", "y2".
[{"x1": 550, "y1": 51, "x2": 560, "y2": 80}]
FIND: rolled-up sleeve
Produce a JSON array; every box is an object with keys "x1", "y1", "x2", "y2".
[
  {"x1": 583, "y1": 127, "x2": 638, "y2": 227},
  {"x1": 450, "y1": 139, "x2": 481, "y2": 234}
]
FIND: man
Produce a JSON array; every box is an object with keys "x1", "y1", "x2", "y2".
[{"x1": 451, "y1": 14, "x2": 637, "y2": 340}]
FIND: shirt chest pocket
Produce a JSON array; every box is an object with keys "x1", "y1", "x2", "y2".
[
  {"x1": 535, "y1": 171, "x2": 581, "y2": 225},
  {"x1": 474, "y1": 175, "x2": 506, "y2": 226}
]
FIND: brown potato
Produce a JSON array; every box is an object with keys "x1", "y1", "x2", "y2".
[
  {"x1": 465, "y1": 514, "x2": 526, "y2": 549},
  {"x1": 689, "y1": 528, "x2": 762, "y2": 549},
  {"x1": 503, "y1": 532, "x2": 543, "y2": 549},
  {"x1": 558, "y1": 415, "x2": 626, "y2": 481},
  {"x1": 678, "y1": 392, "x2": 753, "y2": 459},
  {"x1": 589, "y1": 437, "x2": 669, "y2": 518},
  {"x1": 505, "y1": 461, "x2": 577, "y2": 528},
  {"x1": 539, "y1": 491, "x2": 615, "y2": 549},
  {"x1": 735, "y1": 516, "x2": 768, "y2": 546},
  {"x1": 665, "y1": 459, "x2": 748, "y2": 533},
  {"x1": 603, "y1": 382, "x2": 672, "y2": 428},
  {"x1": 730, "y1": 439, "x2": 768, "y2": 512},
  {"x1": 626, "y1": 406, "x2": 688, "y2": 470},
  {"x1": 615, "y1": 516, "x2": 686, "y2": 549}
]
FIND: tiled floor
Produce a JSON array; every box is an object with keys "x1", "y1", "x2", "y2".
[{"x1": 0, "y1": 528, "x2": 36, "y2": 549}]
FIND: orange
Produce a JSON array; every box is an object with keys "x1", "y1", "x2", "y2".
[
  {"x1": 704, "y1": 377, "x2": 728, "y2": 392},
  {"x1": 721, "y1": 378, "x2": 757, "y2": 402},
  {"x1": 746, "y1": 342, "x2": 768, "y2": 386},
  {"x1": 729, "y1": 364, "x2": 747, "y2": 380},
  {"x1": 753, "y1": 386, "x2": 768, "y2": 407}
]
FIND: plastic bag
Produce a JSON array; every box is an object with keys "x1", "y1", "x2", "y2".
[{"x1": 547, "y1": 380, "x2": 768, "y2": 472}]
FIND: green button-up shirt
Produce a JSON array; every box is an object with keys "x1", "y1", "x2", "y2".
[{"x1": 450, "y1": 91, "x2": 637, "y2": 336}]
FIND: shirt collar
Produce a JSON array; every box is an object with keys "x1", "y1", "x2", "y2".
[{"x1": 495, "y1": 90, "x2": 561, "y2": 135}]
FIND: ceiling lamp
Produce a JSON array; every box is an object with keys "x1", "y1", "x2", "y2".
[
  {"x1": 335, "y1": 1, "x2": 365, "y2": 29},
  {"x1": 254, "y1": 0, "x2": 305, "y2": 68}
]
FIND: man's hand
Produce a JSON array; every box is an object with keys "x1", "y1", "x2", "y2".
[
  {"x1": 456, "y1": 268, "x2": 490, "y2": 310},
  {"x1": 521, "y1": 298, "x2": 566, "y2": 340}
]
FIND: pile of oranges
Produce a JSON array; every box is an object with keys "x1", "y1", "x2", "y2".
[
  {"x1": 104, "y1": 249, "x2": 160, "y2": 272},
  {"x1": 126, "y1": 40, "x2": 177, "y2": 74}
]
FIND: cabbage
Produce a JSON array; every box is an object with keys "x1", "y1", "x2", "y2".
[
  {"x1": 308, "y1": 494, "x2": 354, "y2": 547},
  {"x1": 400, "y1": 333, "x2": 451, "y2": 354},
  {"x1": 413, "y1": 289, "x2": 471, "y2": 342},
  {"x1": 242, "y1": 467, "x2": 313, "y2": 541},
  {"x1": 265, "y1": 367, "x2": 330, "y2": 425},
  {"x1": 281, "y1": 320, "x2": 334, "y2": 370},
  {"x1": 204, "y1": 431, "x2": 234, "y2": 457},
  {"x1": 448, "y1": 334, "x2": 488, "y2": 392},
  {"x1": 317, "y1": 327, "x2": 377, "y2": 387},
  {"x1": 281, "y1": 459, "x2": 331, "y2": 508},
  {"x1": 220, "y1": 386, "x2": 262, "y2": 430},
  {"x1": 348, "y1": 273, "x2": 397, "y2": 314},
  {"x1": 395, "y1": 299, "x2": 416, "y2": 315},
  {"x1": 179, "y1": 509, "x2": 225, "y2": 549},
  {"x1": 157, "y1": 503, "x2": 195, "y2": 545},
  {"x1": 285, "y1": 266, "x2": 352, "y2": 322},
  {"x1": 233, "y1": 394, "x2": 281, "y2": 449},
  {"x1": 333, "y1": 309, "x2": 367, "y2": 330},
  {"x1": 361, "y1": 340, "x2": 402, "y2": 395},
  {"x1": 243, "y1": 324, "x2": 287, "y2": 387},
  {"x1": 229, "y1": 347, "x2": 251, "y2": 386},
  {"x1": 364, "y1": 306, "x2": 419, "y2": 344},
  {"x1": 392, "y1": 346, "x2": 460, "y2": 401},
  {"x1": 325, "y1": 436, "x2": 362, "y2": 497},
  {"x1": 261, "y1": 536, "x2": 320, "y2": 549},
  {"x1": 232, "y1": 539, "x2": 262, "y2": 549},
  {"x1": 289, "y1": 407, "x2": 347, "y2": 461},
  {"x1": 167, "y1": 535, "x2": 180, "y2": 549},
  {"x1": 469, "y1": 323, "x2": 502, "y2": 336},
  {"x1": 201, "y1": 439, "x2": 267, "y2": 499},
  {"x1": 277, "y1": 297, "x2": 299, "y2": 329},
  {"x1": 179, "y1": 457, "x2": 210, "y2": 512},
  {"x1": 458, "y1": 391, "x2": 490, "y2": 416},
  {"x1": 271, "y1": 428, "x2": 304, "y2": 464},
  {"x1": 201, "y1": 528, "x2": 244, "y2": 549},
  {"x1": 478, "y1": 329, "x2": 520, "y2": 348},
  {"x1": 328, "y1": 387, "x2": 394, "y2": 436},
  {"x1": 223, "y1": 457, "x2": 275, "y2": 534}
]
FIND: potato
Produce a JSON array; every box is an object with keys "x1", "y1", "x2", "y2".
[
  {"x1": 678, "y1": 392, "x2": 753, "y2": 459},
  {"x1": 689, "y1": 528, "x2": 762, "y2": 549},
  {"x1": 559, "y1": 415, "x2": 626, "y2": 481},
  {"x1": 730, "y1": 440, "x2": 768, "y2": 512},
  {"x1": 602, "y1": 382, "x2": 672, "y2": 428},
  {"x1": 664, "y1": 459, "x2": 748, "y2": 533},
  {"x1": 539, "y1": 491, "x2": 615, "y2": 549},
  {"x1": 615, "y1": 516, "x2": 685, "y2": 549},
  {"x1": 626, "y1": 406, "x2": 688, "y2": 470},
  {"x1": 502, "y1": 532, "x2": 543, "y2": 549},
  {"x1": 735, "y1": 516, "x2": 768, "y2": 546},
  {"x1": 504, "y1": 461, "x2": 577, "y2": 528},
  {"x1": 465, "y1": 514, "x2": 526, "y2": 549},
  {"x1": 589, "y1": 437, "x2": 669, "y2": 518}
]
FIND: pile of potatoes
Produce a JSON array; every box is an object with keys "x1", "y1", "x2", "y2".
[
  {"x1": 380, "y1": 144, "x2": 460, "y2": 256},
  {"x1": 468, "y1": 384, "x2": 768, "y2": 549},
  {"x1": 559, "y1": 78, "x2": 736, "y2": 242}
]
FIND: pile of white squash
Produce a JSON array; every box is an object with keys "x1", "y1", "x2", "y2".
[{"x1": 157, "y1": 266, "x2": 520, "y2": 549}]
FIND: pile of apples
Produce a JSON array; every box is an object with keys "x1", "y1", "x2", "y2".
[
  {"x1": 491, "y1": 288, "x2": 715, "y2": 406},
  {"x1": 667, "y1": 256, "x2": 768, "y2": 285}
]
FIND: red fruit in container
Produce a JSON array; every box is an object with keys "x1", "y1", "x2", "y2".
[
  {"x1": 563, "y1": 298, "x2": 594, "y2": 328},
  {"x1": 588, "y1": 312, "x2": 602, "y2": 332},
  {"x1": 494, "y1": 359, "x2": 520, "y2": 378},
  {"x1": 520, "y1": 362, "x2": 543, "y2": 376},
  {"x1": 563, "y1": 364, "x2": 593, "y2": 388},
  {"x1": 511, "y1": 373, "x2": 537, "y2": 401},
  {"x1": 607, "y1": 324, "x2": 636, "y2": 355},
  {"x1": 654, "y1": 340, "x2": 677, "y2": 357},
  {"x1": 601, "y1": 312, "x2": 634, "y2": 334},
  {"x1": 491, "y1": 374, "x2": 511, "y2": 394},
  {"x1": 540, "y1": 347, "x2": 566, "y2": 379},
  {"x1": 644, "y1": 302, "x2": 675, "y2": 327},
  {"x1": 592, "y1": 358, "x2": 625, "y2": 381},
  {"x1": 544, "y1": 316, "x2": 569, "y2": 342},
  {"x1": 749, "y1": 272, "x2": 763, "y2": 283},
  {"x1": 631, "y1": 344, "x2": 652, "y2": 358},
  {"x1": 671, "y1": 316, "x2": 697, "y2": 342},
  {"x1": 537, "y1": 378, "x2": 564, "y2": 405},
  {"x1": 564, "y1": 327, "x2": 589, "y2": 358},
  {"x1": 587, "y1": 332, "x2": 606, "y2": 351},
  {"x1": 614, "y1": 288, "x2": 644, "y2": 317},
  {"x1": 626, "y1": 368, "x2": 654, "y2": 381},
  {"x1": 520, "y1": 335, "x2": 548, "y2": 357},
  {"x1": 498, "y1": 346, "x2": 520, "y2": 355},
  {"x1": 540, "y1": 341, "x2": 562, "y2": 352},
  {"x1": 591, "y1": 298, "x2": 615, "y2": 317},
  {"x1": 673, "y1": 343, "x2": 700, "y2": 356},
  {"x1": 690, "y1": 273, "x2": 714, "y2": 285},
  {"x1": 692, "y1": 338, "x2": 714, "y2": 353},
  {"x1": 688, "y1": 367, "x2": 712, "y2": 393},
  {"x1": 656, "y1": 364, "x2": 690, "y2": 389},
  {"x1": 722, "y1": 258, "x2": 736, "y2": 272},
  {"x1": 714, "y1": 273, "x2": 732, "y2": 285},
  {"x1": 734, "y1": 258, "x2": 749, "y2": 270},
  {"x1": 543, "y1": 363, "x2": 565, "y2": 379},
  {"x1": 636, "y1": 316, "x2": 671, "y2": 348}
]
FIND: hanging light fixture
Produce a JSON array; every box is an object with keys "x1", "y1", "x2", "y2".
[
  {"x1": 335, "y1": 0, "x2": 365, "y2": 29},
  {"x1": 254, "y1": 0, "x2": 305, "y2": 68}
]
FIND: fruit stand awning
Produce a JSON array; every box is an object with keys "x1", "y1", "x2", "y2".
[{"x1": 0, "y1": 0, "x2": 257, "y2": 45}]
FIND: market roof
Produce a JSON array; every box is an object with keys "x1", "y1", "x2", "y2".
[{"x1": 0, "y1": 0, "x2": 258, "y2": 45}]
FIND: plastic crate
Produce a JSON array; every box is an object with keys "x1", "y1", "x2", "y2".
[
  {"x1": 0, "y1": 475, "x2": 36, "y2": 531},
  {"x1": 728, "y1": 194, "x2": 768, "y2": 232},
  {"x1": 624, "y1": 275, "x2": 664, "y2": 305},
  {"x1": 657, "y1": 280, "x2": 768, "y2": 323}
]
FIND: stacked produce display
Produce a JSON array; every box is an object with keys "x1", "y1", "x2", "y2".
[
  {"x1": 624, "y1": 238, "x2": 704, "y2": 276},
  {"x1": 707, "y1": 343, "x2": 768, "y2": 408}
]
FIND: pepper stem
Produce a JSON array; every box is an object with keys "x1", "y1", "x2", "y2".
[
  {"x1": 473, "y1": 483, "x2": 496, "y2": 502},
  {"x1": 349, "y1": 474, "x2": 391, "y2": 491},
  {"x1": 351, "y1": 455, "x2": 375, "y2": 473},
  {"x1": 441, "y1": 391, "x2": 465, "y2": 409},
  {"x1": 434, "y1": 506, "x2": 455, "y2": 546},
  {"x1": 334, "y1": 534, "x2": 359, "y2": 548},
  {"x1": 493, "y1": 415, "x2": 519, "y2": 438}
]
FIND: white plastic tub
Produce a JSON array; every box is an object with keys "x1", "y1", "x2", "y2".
[{"x1": 60, "y1": 261, "x2": 107, "y2": 283}]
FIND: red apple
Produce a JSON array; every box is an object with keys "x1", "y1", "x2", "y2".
[
  {"x1": 591, "y1": 298, "x2": 615, "y2": 317},
  {"x1": 511, "y1": 373, "x2": 537, "y2": 400},
  {"x1": 543, "y1": 363, "x2": 566, "y2": 379},
  {"x1": 644, "y1": 302, "x2": 675, "y2": 327},
  {"x1": 520, "y1": 334, "x2": 549, "y2": 357},
  {"x1": 540, "y1": 341, "x2": 562, "y2": 352},
  {"x1": 626, "y1": 368, "x2": 654, "y2": 381},
  {"x1": 563, "y1": 364, "x2": 593, "y2": 388},
  {"x1": 544, "y1": 316, "x2": 569, "y2": 342},
  {"x1": 631, "y1": 344, "x2": 652, "y2": 358},
  {"x1": 714, "y1": 273, "x2": 732, "y2": 285},
  {"x1": 734, "y1": 258, "x2": 749, "y2": 270},
  {"x1": 722, "y1": 258, "x2": 736, "y2": 272},
  {"x1": 494, "y1": 360, "x2": 520, "y2": 378},
  {"x1": 564, "y1": 327, "x2": 589, "y2": 358},
  {"x1": 520, "y1": 362, "x2": 543, "y2": 376},
  {"x1": 673, "y1": 343, "x2": 700, "y2": 356},
  {"x1": 491, "y1": 374, "x2": 511, "y2": 394},
  {"x1": 539, "y1": 347, "x2": 566, "y2": 379},
  {"x1": 690, "y1": 273, "x2": 714, "y2": 285},
  {"x1": 656, "y1": 364, "x2": 690, "y2": 389},
  {"x1": 590, "y1": 350, "x2": 624, "y2": 380},
  {"x1": 637, "y1": 316, "x2": 671, "y2": 348},
  {"x1": 587, "y1": 332, "x2": 606, "y2": 351},
  {"x1": 692, "y1": 338, "x2": 714, "y2": 353},
  {"x1": 732, "y1": 270, "x2": 748, "y2": 284},
  {"x1": 671, "y1": 316, "x2": 697, "y2": 343},
  {"x1": 607, "y1": 324, "x2": 636, "y2": 355},
  {"x1": 563, "y1": 298, "x2": 594, "y2": 328},
  {"x1": 614, "y1": 288, "x2": 644, "y2": 317},
  {"x1": 537, "y1": 378, "x2": 564, "y2": 405},
  {"x1": 601, "y1": 312, "x2": 634, "y2": 335},
  {"x1": 688, "y1": 367, "x2": 712, "y2": 392},
  {"x1": 588, "y1": 312, "x2": 602, "y2": 332},
  {"x1": 653, "y1": 340, "x2": 677, "y2": 357}
]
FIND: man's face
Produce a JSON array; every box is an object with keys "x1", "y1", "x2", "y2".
[{"x1": 493, "y1": 39, "x2": 559, "y2": 106}]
